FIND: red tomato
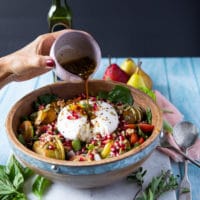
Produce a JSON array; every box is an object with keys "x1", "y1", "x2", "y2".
[
  {"x1": 124, "y1": 124, "x2": 136, "y2": 129},
  {"x1": 138, "y1": 123, "x2": 154, "y2": 133},
  {"x1": 130, "y1": 133, "x2": 139, "y2": 144},
  {"x1": 138, "y1": 137, "x2": 145, "y2": 144}
]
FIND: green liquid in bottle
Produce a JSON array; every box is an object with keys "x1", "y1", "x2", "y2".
[{"x1": 48, "y1": 0, "x2": 72, "y2": 32}]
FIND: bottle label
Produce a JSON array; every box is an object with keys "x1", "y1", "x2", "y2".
[{"x1": 51, "y1": 23, "x2": 70, "y2": 32}]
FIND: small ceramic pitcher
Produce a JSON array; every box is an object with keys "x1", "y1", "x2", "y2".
[{"x1": 50, "y1": 30, "x2": 101, "y2": 81}]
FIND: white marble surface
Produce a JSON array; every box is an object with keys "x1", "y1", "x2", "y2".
[{"x1": 25, "y1": 150, "x2": 176, "y2": 200}]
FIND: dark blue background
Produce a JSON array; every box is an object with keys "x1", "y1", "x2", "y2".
[{"x1": 0, "y1": 0, "x2": 199, "y2": 57}]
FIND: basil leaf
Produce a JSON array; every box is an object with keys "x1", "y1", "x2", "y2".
[
  {"x1": 23, "y1": 167, "x2": 34, "y2": 180},
  {"x1": 0, "y1": 167, "x2": 16, "y2": 195},
  {"x1": 32, "y1": 175, "x2": 52, "y2": 199},
  {"x1": 98, "y1": 85, "x2": 133, "y2": 105},
  {"x1": 108, "y1": 85, "x2": 133, "y2": 105},
  {"x1": 34, "y1": 94, "x2": 57, "y2": 110},
  {"x1": 7, "y1": 155, "x2": 33, "y2": 181},
  {"x1": 6, "y1": 156, "x2": 25, "y2": 191}
]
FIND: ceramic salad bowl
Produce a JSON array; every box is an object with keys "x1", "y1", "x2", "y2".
[{"x1": 6, "y1": 80, "x2": 162, "y2": 188}]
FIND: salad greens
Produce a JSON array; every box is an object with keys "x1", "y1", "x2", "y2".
[
  {"x1": 98, "y1": 85, "x2": 134, "y2": 105},
  {"x1": 33, "y1": 93, "x2": 58, "y2": 110},
  {"x1": 0, "y1": 155, "x2": 51, "y2": 200},
  {"x1": 138, "y1": 86, "x2": 156, "y2": 102}
]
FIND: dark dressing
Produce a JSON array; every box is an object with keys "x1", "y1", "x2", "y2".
[{"x1": 61, "y1": 56, "x2": 96, "y2": 100}]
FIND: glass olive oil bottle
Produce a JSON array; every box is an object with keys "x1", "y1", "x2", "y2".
[{"x1": 48, "y1": 0, "x2": 72, "y2": 32}]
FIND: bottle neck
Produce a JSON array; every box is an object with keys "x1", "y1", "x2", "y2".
[{"x1": 52, "y1": 0, "x2": 67, "y2": 7}]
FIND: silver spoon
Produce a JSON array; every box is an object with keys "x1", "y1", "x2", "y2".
[
  {"x1": 173, "y1": 121, "x2": 199, "y2": 200},
  {"x1": 159, "y1": 130, "x2": 200, "y2": 168}
]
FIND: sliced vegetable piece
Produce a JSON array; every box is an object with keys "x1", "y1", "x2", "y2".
[
  {"x1": 123, "y1": 105, "x2": 144, "y2": 123},
  {"x1": 72, "y1": 139, "x2": 82, "y2": 151},
  {"x1": 34, "y1": 110, "x2": 47, "y2": 125},
  {"x1": 18, "y1": 120, "x2": 34, "y2": 142},
  {"x1": 34, "y1": 108, "x2": 57, "y2": 125},
  {"x1": 42, "y1": 109, "x2": 57, "y2": 124},
  {"x1": 101, "y1": 141, "x2": 113, "y2": 158},
  {"x1": 33, "y1": 135, "x2": 65, "y2": 160}
]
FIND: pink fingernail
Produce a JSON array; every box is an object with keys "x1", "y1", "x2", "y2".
[{"x1": 46, "y1": 59, "x2": 55, "y2": 67}]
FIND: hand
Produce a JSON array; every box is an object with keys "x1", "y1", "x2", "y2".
[{"x1": 0, "y1": 30, "x2": 68, "y2": 86}]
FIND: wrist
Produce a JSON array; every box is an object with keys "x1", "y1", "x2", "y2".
[{"x1": 0, "y1": 56, "x2": 13, "y2": 89}]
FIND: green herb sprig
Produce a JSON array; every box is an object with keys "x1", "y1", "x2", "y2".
[
  {"x1": 127, "y1": 167, "x2": 147, "y2": 199},
  {"x1": 127, "y1": 168, "x2": 178, "y2": 200},
  {"x1": 0, "y1": 155, "x2": 52, "y2": 200}
]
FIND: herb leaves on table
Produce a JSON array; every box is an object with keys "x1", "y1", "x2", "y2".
[
  {"x1": 0, "y1": 155, "x2": 51, "y2": 200},
  {"x1": 127, "y1": 167, "x2": 178, "y2": 200}
]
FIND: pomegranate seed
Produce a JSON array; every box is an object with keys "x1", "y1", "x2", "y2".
[
  {"x1": 47, "y1": 131, "x2": 53, "y2": 135},
  {"x1": 81, "y1": 147, "x2": 86, "y2": 153},
  {"x1": 39, "y1": 105, "x2": 45, "y2": 110},
  {"x1": 96, "y1": 133, "x2": 102, "y2": 139},
  {"x1": 93, "y1": 102, "x2": 98, "y2": 111},
  {"x1": 111, "y1": 146, "x2": 116, "y2": 152},
  {"x1": 112, "y1": 133, "x2": 117, "y2": 139},
  {"x1": 91, "y1": 96, "x2": 97, "y2": 101},
  {"x1": 89, "y1": 153, "x2": 94, "y2": 160},
  {"x1": 76, "y1": 151, "x2": 81, "y2": 155},
  {"x1": 40, "y1": 125, "x2": 48, "y2": 132},
  {"x1": 63, "y1": 140, "x2": 72, "y2": 147},
  {"x1": 102, "y1": 139, "x2": 110, "y2": 145},
  {"x1": 48, "y1": 145, "x2": 55, "y2": 150},
  {"x1": 107, "y1": 134, "x2": 113, "y2": 140},
  {"x1": 120, "y1": 143, "x2": 125, "y2": 150},
  {"x1": 119, "y1": 135, "x2": 124, "y2": 141},
  {"x1": 91, "y1": 139, "x2": 97, "y2": 145},
  {"x1": 110, "y1": 152, "x2": 115, "y2": 157},
  {"x1": 119, "y1": 140, "x2": 124, "y2": 146},
  {"x1": 79, "y1": 157, "x2": 85, "y2": 161},
  {"x1": 116, "y1": 152, "x2": 120, "y2": 157}
]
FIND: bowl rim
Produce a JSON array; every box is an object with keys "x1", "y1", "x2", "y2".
[{"x1": 6, "y1": 80, "x2": 162, "y2": 167}]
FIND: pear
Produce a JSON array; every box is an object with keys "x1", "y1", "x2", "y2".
[
  {"x1": 103, "y1": 63, "x2": 129, "y2": 83},
  {"x1": 120, "y1": 58, "x2": 137, "y2": 76},
  {"x1": 137, "y1": 62, "x2": 153, "y2": 89},
  {"x1": 127, "y1": 66, "x2": 147, "y2": 89}
]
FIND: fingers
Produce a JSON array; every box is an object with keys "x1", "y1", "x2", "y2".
[
  {"x1": 30, "y1": 55, "x2": 55, "y2": 69},
  {"x1": 11, "y1": 56, "x2": 55, "y2": 82},
  {"x1": 37, "y1": 29, "x2": 73, "y2": 55}
]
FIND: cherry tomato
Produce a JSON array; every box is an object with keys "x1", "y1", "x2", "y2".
[
  {"x1": 130, "y1": 133, "x2": 139, "y2": 144},
  {"x1": 138, "y1": 123, "x2": 154, "y2": 133}
]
